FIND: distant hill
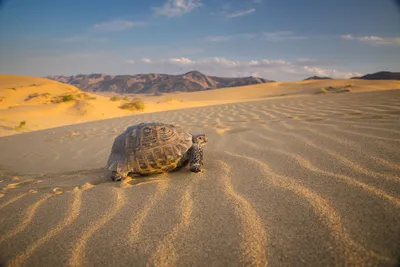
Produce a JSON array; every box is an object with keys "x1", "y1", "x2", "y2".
[
  {"x1": 303, "y1": 76, "x2": 332, "y2": 81},
  {"x1": 47, "y1": 71, "x2": 274, "y2": 94},
  {"x1": 351, "y1": 71, "x2": 400, "y2": 80}
]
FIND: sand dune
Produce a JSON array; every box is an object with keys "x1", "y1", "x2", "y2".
[
  {"x1": 1, "y1": 74, "x2": 400, "y2": 137},
  {"x1": 0, "y1": 87, "x2": 399, "y2": 267}
]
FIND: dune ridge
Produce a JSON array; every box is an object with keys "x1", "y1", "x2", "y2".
[
  {"x1": 1, "y1": 74, "x2": 400, "y2": 137},
  {"x1": 0, "y1": 88, "x2": 399, "y2": 266}
]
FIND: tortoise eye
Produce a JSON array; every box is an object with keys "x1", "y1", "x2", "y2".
[{"x1": 160, "y1": 127, "x2": 165, "y2": 131}]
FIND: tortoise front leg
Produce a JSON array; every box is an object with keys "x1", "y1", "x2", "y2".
[{"x1": 189, "y1": 144, "x2": 203, "y2": 173}]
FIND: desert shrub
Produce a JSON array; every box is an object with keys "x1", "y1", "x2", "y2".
[
  {"x1": 78, "y1": 93, "x2": 97, "y2": 100},
  {"x1": 122, "y1": 96, "x2": 129, "y2": 101},
  {"x1": 15, "y1": 120, "x2": 27, "y2": 131},
  {"x1": 335, "y1": 88, "x2": 351, "y2": 93},
  {"x1": 51, "y1": 94, "x2": 76, "y2": 103},
  {"x1": 119, "y1": 97, "x2": 145, "y2": 111},
  {"x1": 110, "y1": 96, "x2": 121, "y2": 101},
  {"x1": 61, "y1": 94, "x2": 76, "y2": 102},
  {"x1": 314, "y1": 88, "x2": 328, "y2": 94},
  {"x1": 25, "y1": 92, "x2": 51, "y2": 101}
]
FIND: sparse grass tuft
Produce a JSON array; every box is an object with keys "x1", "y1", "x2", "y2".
[
  {"x1": 51, "y1": 94, "x2": 77, "y2": 103},
  {"x1": 79, "y1": 93, "x2": 97, "y2": 100},
  {"x1": 314, "y1": 88, "x2": 328, "y2": 94},
  {"x1": 61, "y1": 94, "x2": 76, "y2": 102},
  {"x1": 122, "y1": 96, "x2": 129, "y2": 101},
  {"x1": 119, "y1": 97, "x2": 145, "y2": 111},
  {"x1": 110, "y1": 96, "x2": 121, "y2": 101},
  {"x1": 25, "y1": 92, "x2": 51, "y2": 101},
  {"x1": 335, "y1": 88, "x2": 351, "y2": 93},
  {"x1": 15, "y1": 120, "x2": 27, "y2": 131}
]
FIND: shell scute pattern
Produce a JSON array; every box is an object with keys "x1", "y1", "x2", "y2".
[{"x1": 119, "y1": 122, "x2": 193, "y2": 174}]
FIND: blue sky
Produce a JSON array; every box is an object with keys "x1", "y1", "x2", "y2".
[{"x1": 0, "y1": 0, "x2": 399, "y2": 81}]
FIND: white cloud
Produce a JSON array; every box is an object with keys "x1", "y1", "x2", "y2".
[
  {"x1": 303, "y1": 66, "x2": 362, "y2": 78},
  {"x1": 153, "y1": 0, "x2": 202, "y2": 17},
  {"x1": 142, "y1": 58, "x2": 152, "y2": 63},
  {"x1": 263, "y1": 31, "x2": 307, "y2": 41},
  {"x1": 341, "y1": 34, "x2": 400, "y2": 46},
  {"x1": 57, "y1": 35, "x2": 110, "y2": 44},
  {"x1": 137, "y1": 57, "x2": 361, "y2": 80},
  {"x1": 168, "y1": 57, "x2": 195, "y2": 64},
  {"x1": 204, "y1": 33, "x2": 256, "y2": 42},
  {"x1": 1, "y1": 49, "x2": 361, "y2": 82},
  {"x1": 204, "y1": 31, "x2": 305, "y2": 43},
  {"x1": 225, "y1": 8, "x2": 255, "y2": 18},
  {"x1": 340, "y1": 34, "x2": 354, "y2": 40},
  {"x1": 204, "y1": 35, "x2": 233, "y2": 42},
  {"x1": 93, "y1": 20, "x2": 145, "y2": 32}
]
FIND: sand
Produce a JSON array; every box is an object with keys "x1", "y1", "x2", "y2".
[
  {"x1": 1, "y1": 74, "x2": 400, "y2": 137},
  {"x1": 0, "y1": 82, "x2": 399, "y2": 267}
]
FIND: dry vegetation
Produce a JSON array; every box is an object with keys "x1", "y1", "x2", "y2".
[
  {"x1": 110, "y1": 96, "x2": 130, "y2": 101},
  {"x1": 314, "y1": 86, "x2": 352, "y2": 95},
  {"x1": 50, "y1": 92, "x2": 97, "y2": 103},
  {"x1": 119, "y1": 97, "x2": 145, "y2": 111},
  {"x1": 14, "y1": 120, "x2": 27, "y2": 131},
  {"x1": 25, "y1": 92, "x2": 51, "y2": 101}
]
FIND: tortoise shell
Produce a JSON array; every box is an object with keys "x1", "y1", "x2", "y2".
[{"x1": 108, "y1": 122, "x2": 193, "y2": 175}]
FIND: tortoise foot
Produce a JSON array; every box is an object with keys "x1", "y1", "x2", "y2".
[
  {"x1": 189, "y1": 165, "x2": 202, "y2": 173},
  {"x1": 111, "y1": 174, "x2": 123, "y2": 182}
]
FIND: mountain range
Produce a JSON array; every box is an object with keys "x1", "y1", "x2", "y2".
[
  {"x1": 303, "y1": 76, "x2": 332, "y2": 80},
  {"x1": 351, "y1": 71, "x2": 400, "y2": 80},
  {"x1": 47, "y1": 71, "x2": 273, "y2": 94}
]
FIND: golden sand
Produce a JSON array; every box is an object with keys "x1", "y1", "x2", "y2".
[
  {"x1": 1, "y1": 74, "x2": 400, "y2": 137},
  {"x1": 0, "y1": 74, "x2": 399, "y2": 266}
]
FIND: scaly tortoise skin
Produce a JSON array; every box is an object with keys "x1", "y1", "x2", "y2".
[{"x1": 107, "y1": 122, "x2": 207, "y2": 181}]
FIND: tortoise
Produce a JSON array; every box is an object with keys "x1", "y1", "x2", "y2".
[{"x1": 106, "y1": 122, "x2": 207, "y2": 181}]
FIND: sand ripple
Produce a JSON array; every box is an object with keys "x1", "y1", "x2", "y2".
[{"x1": 0, "y1": 89, "x2": 399, "y2": 266}]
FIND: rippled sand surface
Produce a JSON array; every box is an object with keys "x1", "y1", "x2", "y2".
[{"x1": 0, "y1": 89, "x2": 399, "y2": 267}]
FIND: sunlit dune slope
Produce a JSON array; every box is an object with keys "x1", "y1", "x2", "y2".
[
  {"x1": 1, "y1": 74, "x2": 400, "y2": 137},
  {"x1": 0, "y1": 75, "x2": 137, "y2": 136}
]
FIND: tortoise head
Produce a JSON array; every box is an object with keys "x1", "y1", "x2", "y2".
[{"x1": 192, "y1": 133, "x2": 207, "y2": 146}]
